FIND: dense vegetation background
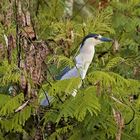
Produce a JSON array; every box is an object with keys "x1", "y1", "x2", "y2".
[{"x1": 0, "y1": 0, "x2": 140, "y2": 140}]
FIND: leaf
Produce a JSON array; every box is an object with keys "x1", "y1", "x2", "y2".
[
  {"x1": 56, "y1": 86, "x2": 100, "y2": 122},
  {"x1": 0, "y1": 93, "x2": 24, "y2": 116},
  {"x1": 0, "y1": 94, "x2": 11, "y2": 108},
  {"x1": 105, "y1": 57, "x2": 125, "y2": 71},
  {"x1": 135, "y1": 117, "x2": 140, "y2": 134},
  {"x1": 49, "y1": 77, "x2": 81, "y2": 96},
  {"x1": 74, "y1": 87, "x2": 100, "y2": 121}
]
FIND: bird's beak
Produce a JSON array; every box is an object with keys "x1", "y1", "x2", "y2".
[{"x1": 99, "y1": 37, "x2": 112, "y2": 42}]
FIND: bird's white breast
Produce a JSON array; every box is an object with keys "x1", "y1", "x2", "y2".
[{"x1": 75, "y1": 44, "x2": 95, "y2": 79}]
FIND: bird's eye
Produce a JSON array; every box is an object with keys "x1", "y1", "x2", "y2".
[{"x1": 94, "y1": 36, "x2": 98, "y2": 39}]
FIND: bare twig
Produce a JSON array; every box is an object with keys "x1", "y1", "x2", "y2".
[{"x1": 15, "y1": 100, "x2": 29, "y2": 112}]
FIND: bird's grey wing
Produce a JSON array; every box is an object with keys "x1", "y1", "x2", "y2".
[
  {"x1": 55, "y1": 66, "x2": 71, "y2": 80},
  {"x1": 61, "y1": 67, "x2": 82, "y2": 96},
  {"x1": 60, "y1": 67, "x2": 80, "y2": 80},
  {"x1": 41, "y1": 67, "x2": 81, "y2": 106},
  {"x1": 40, "y1": 92, "x2": 54, "y2": 106}
]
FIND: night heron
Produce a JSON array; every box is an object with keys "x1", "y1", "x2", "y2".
[{"x1": 41, "y1": 33, "x2": 112, "y2": 106}]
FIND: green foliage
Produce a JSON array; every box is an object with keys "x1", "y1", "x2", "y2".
[
  {"x1": 0, "y1": 94, "x2": 32, "y2": 133},
  {"x1": 0, "y1": 94, "x2": 24, "y2": 116},
  {"x1": 49, "y1": 55, "x2": 74, "y2": 69},
  {"x1": 49, "y1": 78, "x2": 81, "y2": 96},
  {"x1": 105, "y1": 56, "x2": 125, "y2": 71},
  {"x1": 0, "y1": 60, "x2": 20, "y2": 86},
  {"x1": 56, "y1": 86, "x2": 100, "y2": 122},
  {"x1": 83, "y1": 8, "x2": 115, "y2": 35}
]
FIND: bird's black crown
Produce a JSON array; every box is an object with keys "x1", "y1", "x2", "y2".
[{"x1": 80, "y1": 33, "x2": 99, "y2": 48}]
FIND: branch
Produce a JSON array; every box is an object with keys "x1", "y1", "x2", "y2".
[{"x1": 15, "y1": 100, "x2": 29, "y2": 112}]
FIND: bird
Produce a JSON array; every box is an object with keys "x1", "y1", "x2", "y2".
[{"x1": 41, "y1": 33, "x2": 112, "y2": 106}]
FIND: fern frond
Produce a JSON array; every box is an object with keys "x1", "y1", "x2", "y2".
[
  {"x1": 0, "y1": 93, "x2": 24, "y2": 116},
  {"x1": 87, "y1": 71, "x2": 116, "y2": 88},
  {"x1": 127, "y1": 79, "x2": 140, "y2": 94},
  {"x1": 0, "y1": 97, "x2": 31, "y2": 132},
  {"x1": 84, "y1": 8, "x2": 115, "y2": 34},
  {"x1": 12, "y1": 106, "x2": 32, "y2": 126},
  {"x1": 87, "y1": 71, "x2": 140, "y2": 96},
  {"x1": 109, "y1": 72, "x2": 129, "y2": 88},
  {"x1": 49, "y1": 55, "x2": 74, "y2": 68},
  {"x1": 105, "y1": 56, "x2": 125, "y2": 70},
  {"x1": 74, "y1": 87, "x2": 100, "y2": 121},
  {"x1": 56, "y1": 86, "x2": 100, "y2": 122},
  {"x1": 0, "y1": 60, "x2": 20, "y2": 86},
  {"x1": 68, "y1": 129, "x2": 81, "y2": 140},
  {"x1": 56, "y1": 125, "x2": 73, "y2": 135},
  {"x1": 0, "y1": 119, "x2": 24, "y2": 132},
  {"x1": 0, "y1": 94, "x2": 11, "y2": 108},
  {"x1": 49, "y1": 78, "x2": 81, "y2": 96}
]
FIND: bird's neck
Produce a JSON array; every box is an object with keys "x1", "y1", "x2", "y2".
[{"x1": 75, "y1": 45, "x2": 95, "y2": 79}]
